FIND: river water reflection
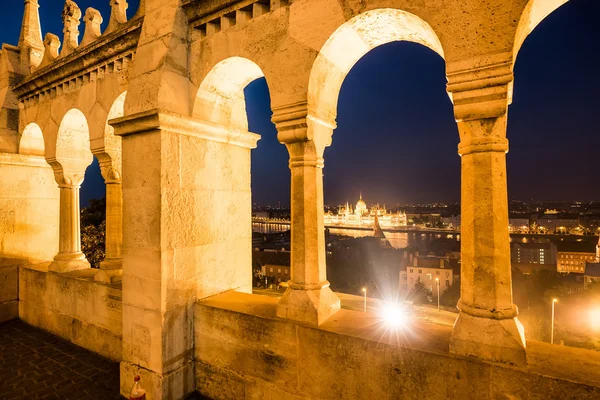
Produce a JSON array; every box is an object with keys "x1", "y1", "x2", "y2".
[
  {"x1": 253, "y1": 223, "x2": 410, "y2": 249},
  {"x1": 327, "y1": 228, "x2": 409, "y2": 249}
]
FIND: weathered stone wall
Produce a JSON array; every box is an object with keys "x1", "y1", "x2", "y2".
[
  {"x1": 19, "y1": 265, "x2": 122, "y2": 361},
  {"x1": 116, "y1": 112, "x2": 256, "y2": 399},
  {"x1": 195, "y1": 291, "x2": 600, "y2": 400},
  {"x1": 0, "y1": 153, "x2": 58, "y2": 323}
]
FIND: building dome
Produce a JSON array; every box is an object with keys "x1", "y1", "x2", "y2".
[{"x1": 355, "y1": 194, "x2": 367, "y2": 216}]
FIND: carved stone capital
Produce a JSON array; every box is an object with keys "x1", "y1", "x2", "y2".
[
  {"x1": 52, "y1": 169, "x2": 85, "y2": 188},
  {"x1": 106, "y1": 0, "x2": 129, "y2": 34},
  {"x1": 91, "y1": 149, "x2": 122, "y2": 183},
  {"x1": 447, "y1": 52, "x2": 514, "y2": 121},
  {"x1": 61, "y1": 0, "x2": 82, "y2": 57},
  {"x1": 272, "y1": 102, "x2": 335, "y2": 159},
  {"x1": 47, "y1": 158, "x2": 86, "y2": 188},
  {"x1": 100, "y1": 162, "x2": 122, "y2": 184},
  {"x1": 80, "y1": 8, "x2": 103, "y2": 47},
  {"x1": 38, "y1": 33, "x2": 60, "y2": 69}
]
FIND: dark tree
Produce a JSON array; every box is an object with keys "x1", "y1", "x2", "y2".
[
  {"x1": 80, "y1": 197, "x2": 106, "y2": 268},
  {"x1": 409, "y1": 280, "x2": 430, "y2": 305}
]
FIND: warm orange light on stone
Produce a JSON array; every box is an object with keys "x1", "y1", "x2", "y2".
[{"x1": 0, "y1": 0, "x2": 589, "y2": 399}]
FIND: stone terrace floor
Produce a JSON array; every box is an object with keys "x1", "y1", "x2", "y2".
[
  {"x1": 0, "y1": 320, "x2": 210, "y2": 400},
  {"x1": 0, "y1": 320, "x2": 121, "y2": 399}
]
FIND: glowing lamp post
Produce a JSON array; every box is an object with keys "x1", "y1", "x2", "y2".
[
  {"x1": 435, "y1": 278, "x2": 440, "y2": 312},
  {"x1": 362, "y1": 287, "x2": 367, "y2": 313},
  {"x1": 551, "y1": 298, "x2": 558, "y2": 344}
]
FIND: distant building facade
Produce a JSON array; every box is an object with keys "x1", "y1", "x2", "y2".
[
  {"x1": 556, "y1": 241, "x2": 596, "y2": 273},
  {"x1": 400, "y1": 254, "x2": 454, "y2": 299},
  {"x1": 532, "y1": 217, "x2": 580, "y2": 234},
  {"x1": 510, "y1": 241, "x2": 557, "y2": 274},
  {"x1": 253, "y1": 250, "x2": 290, "y2": 284},
  {"x1": 324, "y1": 194, "x2": 407, "y2": 228},
  {"x1": 508, "y1": 218, "x2": 530, "y2": 233},
  {"x1": 583, "y1": 237, "x2": 600, "y2": 289}
]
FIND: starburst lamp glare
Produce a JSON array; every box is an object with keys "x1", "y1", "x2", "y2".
[{"x1": 382, "y1": 303, "x2": 407, "y2": 328}]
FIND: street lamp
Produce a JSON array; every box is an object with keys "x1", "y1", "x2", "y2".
[
  {"x1": 435, "y1": 278, "x2": 440, "y2": 312},
  {"x1": 362, "y1": 287, "x2": 367, "y2": 313},
  {"x1": 551, "y1": 298, "x2": 558, "y2": 344}
]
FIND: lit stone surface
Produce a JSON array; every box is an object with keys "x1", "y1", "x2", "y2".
[
  {"x1": 19, "y1": 264, "x2": 123, "y2": 361},
  {"x1": 196, "y1": 291, "x2": 600, "y2": 400},
  {"x1": 1, "y1": 0, "x2": 597, "y2": 399},
  {"x1": 0, "y1": 153, "x2": 59, "y2": 323}
]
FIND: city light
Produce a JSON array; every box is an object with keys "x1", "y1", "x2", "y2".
[{"x1": 380, "y1": 303, "x2": 408, "y2": 328}]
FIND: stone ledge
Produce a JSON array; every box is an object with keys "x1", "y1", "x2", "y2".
[
  {"x1": 196, "y1": 291, "x2": 600, "y2": 399},
  {"x1": 0, "y1": 152, "x2": 52, "y2": 168},
  {"x1": 18, "y1": 265, "x2": 123, "y2": 361}
]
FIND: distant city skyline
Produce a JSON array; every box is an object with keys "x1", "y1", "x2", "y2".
[{"x1": 1, "y1": 0, "x2": 599, "y2": 206}]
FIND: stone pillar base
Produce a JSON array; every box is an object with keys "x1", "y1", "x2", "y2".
[
  {"x1": 450, "y1": 311, "x2": 526, "y2": 365},
  {"x1": 276, "y1": 282, "x2": 340, "y2": 326},
  {"x1": 94, "y1": 269, "x2": 123, "y2": 284},
  {"x1": 120, "y1": 360, "x2": 195, "y2": 400},
  {"x1": 49, "y1": 253, "x2": 90, "y2": 273},
  {"x1": 99, "y1": 258, "x2": 122, "y2": 270}
]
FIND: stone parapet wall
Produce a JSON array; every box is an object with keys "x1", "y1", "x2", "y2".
[
  {"x1": 18, "y1": 265, "x2": 123, "y2": 361},
  {"x1": 195, "y1": 291, "x2": 600, "y2": 400},
  {"x1": 0, "y1": 153, "x2": 59, "y2": 323},
  {"x1": 0, "y1": 265, "x2": 18, "y2": 323}
]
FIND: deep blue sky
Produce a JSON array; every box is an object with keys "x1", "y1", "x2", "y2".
[{"x1": 2, "y1": 0, "x2": 599, "y2": 207}]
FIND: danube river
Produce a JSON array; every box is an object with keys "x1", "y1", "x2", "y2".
[
  {"x1": 328, "y1": 228, "x2": 409, "y2": 248},
  {"x1": 252, "y1": 223, "x2": 411, "y2": 249}
]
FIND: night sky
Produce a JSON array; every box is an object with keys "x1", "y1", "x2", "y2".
[{"x1": 2, "y1": 0, "x2": 599, "y2": 207}]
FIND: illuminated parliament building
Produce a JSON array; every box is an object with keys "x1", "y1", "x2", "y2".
[{"x1": 324, "y1": 195, "x2": 408, "y2": 229}]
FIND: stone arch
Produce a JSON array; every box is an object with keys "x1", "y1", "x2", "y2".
[
  {"x1": 94, "y1": 91, "x2": 126, "y2": 177},
  {"x1": 307, "y1": 8, "x2": 445, "y2": 124},
  {"x1": 513, "y1": 0, "x2": 569, "y2": 62},
  {"x1": 19, "y1": 122, "x2": 45, "y2": 156},
  {"x1": 193, "y1": 57, "x2": 266, "y2": 131},
  {"x1": 53, "y1": 108, "x2": 93, "y2": 179}
]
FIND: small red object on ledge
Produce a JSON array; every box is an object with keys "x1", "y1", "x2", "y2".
[{"x1": 130, "y1": 375, "x2": 146, "y2": 400}]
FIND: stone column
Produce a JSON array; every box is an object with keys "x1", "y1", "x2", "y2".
[
  {"x1": 447, "y1": 53, "x2": 526, "y2": 365},
  {"x1": 272, "y1": 103, "x2": 340, "y2": 326},
  {"x1": 111, "y1": 110, "x2": 259, "y2": 399},
  {"x1": 95, "y1": 157, "x2": 123, "y2": 283},
  {"x1": 48, "y1": 163, "x2": 90, "y2": 273}
]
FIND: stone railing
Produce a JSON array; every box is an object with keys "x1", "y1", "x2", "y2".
[{"x1": 194, "y1": 290, "x2": 600, "y2": 399}]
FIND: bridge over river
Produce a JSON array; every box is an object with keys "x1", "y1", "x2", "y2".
[{"x1": 252, "y1": 217, "x2": 460, "y2": 235}]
